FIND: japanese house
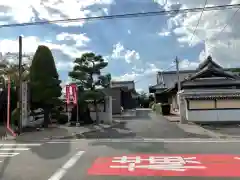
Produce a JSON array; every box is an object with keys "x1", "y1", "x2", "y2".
[
  {"x1": 103, "y1": 81, "x2": 138, "y2": 114},
  {"x1": 150, "y1": 56, "x2": 240, "y2": 122}
]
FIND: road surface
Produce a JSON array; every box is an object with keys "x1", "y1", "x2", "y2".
[
  {"x1": 0, "y1": 109, "x2": 238, "y2": 179},
  {"x1": 0, "y1": 139, "x2": 239, "y2": 179},
  {"x1": 81, "y1": 109, "x2": 210, "y2": 139}
]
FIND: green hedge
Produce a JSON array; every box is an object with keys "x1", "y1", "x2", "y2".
[
  {"x1": 11, "y1": 108, "x2": 20, "y2": 129},
  {"x1": 149, "y1": 101, "x2": 155, "y2": 109},
  {"x1": 57, "y1": 114, "x2": 68, "y2": 124}
]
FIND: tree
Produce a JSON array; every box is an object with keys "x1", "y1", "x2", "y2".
[
  {"x1": 29, "y1": 45, "x2": 62, "y2": 127},
  {"x1": 69, "y1": 52, "x2": 111, "y2": 123},
  {"x1": 137, "y1": 91, "x2": 151, "y2": 108},
  {"x1": 0, "y1": 55, "x2": 31, "y2": 87}
]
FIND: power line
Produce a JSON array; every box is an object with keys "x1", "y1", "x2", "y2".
[
  {"x1": 0, "y1": 4, "x2": 240, "y2": 28},
  {"x1": 177, "y1": 3, "x2": 239, "y2": 68},
  {"x1": 189, "y1": 0, "x2": 208, "y2": 45},
  {"x1": 204, "y1": 7, "x2": 240, "y2": 54}
]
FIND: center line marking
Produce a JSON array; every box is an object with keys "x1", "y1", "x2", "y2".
[{"x1": 48, "y1": 151, "x2": 85, "y2": 180}]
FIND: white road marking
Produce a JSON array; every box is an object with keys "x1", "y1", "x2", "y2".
[
  {"x1": 47, "y1": 141, "x2": 75, "y2": 144},
  {"x1": 46, "y1": 138, "x2": 240, "y2": 144},
  {"x1": 0, "y1": 143, "x2": 41, "y2": 146},
  {"x1": 0, "y1": 148, "x2": 30, "y2": 151},
  {"x1": 0, "y1": 152, "x2": 19, "y2": 157},
  {"x1": 48, "y1": 151, "x2": 85, "y2": 180},
  {"x1": 94, "y1": 138, "x2": 240, "y2": 143}
]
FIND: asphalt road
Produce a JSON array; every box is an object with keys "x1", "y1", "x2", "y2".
[
  {"x1": 0, "y1": 109, "x2": 239, "y2": 179},
  {"x1": 82, "y1": 110, "x2": 210, "y2": 139},
  {"x1": 0, "y1": 139, "x2": 240, "y2": 179}
]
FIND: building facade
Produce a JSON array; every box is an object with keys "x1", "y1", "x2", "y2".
[
  {"x1": 150, "y1": 56, "x2": 240, "y2": 123},
  {"x1": 103, "y1": 81, "x2": 137, "y2": 114}
]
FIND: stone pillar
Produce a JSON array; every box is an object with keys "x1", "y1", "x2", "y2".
[
  {"x1": 105, "y1": 96, "x2": 112, "y2": 124},
  {"x1": 178, "y1": 92, "x2": 187, "y2": 124}
]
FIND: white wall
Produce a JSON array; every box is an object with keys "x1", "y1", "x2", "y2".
[
  {"x1": 90, "y1": 96, "x2": 112, "y2": 124},
  {"x1": 187, "y1": 109, "x2": 240, "y2": 122}
]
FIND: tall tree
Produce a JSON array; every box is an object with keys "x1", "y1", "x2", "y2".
[
  {"x1": 29, "y1": 45, "x2": 62, "y2": 127},
  {"x1": 69, "y1": 52, "x2": 111, "y2": 123}
]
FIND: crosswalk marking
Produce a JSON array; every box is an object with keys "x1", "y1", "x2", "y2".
[{"x1": 0, "y1": 143, "x2": 42, "y2": 159}]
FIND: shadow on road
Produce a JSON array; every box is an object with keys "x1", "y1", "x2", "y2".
[
  {"x1": 0, "y1": 144, "x2": 17, "y2": 179},
  {"x1": 82, "y1": 122, "x2": 137, "y2": 139},
  {"x1": 15, "y1": 126, "x2": 71, "y2": 160}
]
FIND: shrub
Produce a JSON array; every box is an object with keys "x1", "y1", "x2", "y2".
[
  {"x1": 149, "y1": 101, "x2": 155, "y2": 109},
  {"x1": 11, "y1": 108, "x2": 20, "y2": 130},
  {"x1": 57, "y1": 113, "x2": 68, "y2": 124}
]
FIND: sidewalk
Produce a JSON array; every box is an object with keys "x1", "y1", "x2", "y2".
[
  {"x1": 10, "y1": 120, "x2": 121, "y2": 141},
  {"x1": 161, "y1": 113, "x2": 229, "y2": 139},
  {"x1": 163, "y1": 113, "x2": 180, "y2": 122}
]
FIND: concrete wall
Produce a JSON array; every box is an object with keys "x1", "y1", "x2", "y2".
[
  {"x1": 186, "y1": 99, "x2": 240, "y2": 122},
  {"x1": 187, "y1": 110, "x2": 240, "y2": 122},
  {"x1": 102, "y1": 88, "x2": 121, "y2": 114},
  {"x1": 90, "y1": 96, "x2": 112, "y2": 123}
]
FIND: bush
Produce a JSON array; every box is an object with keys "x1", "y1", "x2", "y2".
[
  {"x1": 57, "y1": 113, "x2": 68, "y2": 124},
  {"x1": 11, "y1": 108, "x2": 20, "y2": 131},
  {"x1": 149, "y1": 101, "x2": 155, "y2": 109}
]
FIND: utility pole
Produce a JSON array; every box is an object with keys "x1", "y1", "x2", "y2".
[
  {"x1": 18, "y1": 36, "x2": 23, "y2": 134},
  {"x1": 175, "y1": 56, "x2": 185, "y2": 124},
  {"x1": 175, "y1": 56, "x2": 181, "y2": 93}
]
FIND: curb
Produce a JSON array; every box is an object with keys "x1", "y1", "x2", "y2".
[
  {"x1": 188, "y1": 122, "x2": 232, "y2": 139},
  {"x1": 43, "y1": 121, "x2": 124, "y2": 140}
]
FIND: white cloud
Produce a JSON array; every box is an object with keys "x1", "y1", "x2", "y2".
[
  {"x1": 124, "y1": 50, "x2": 140, "y2": 63},
  {"x1": 179, "y1": 59, "x2": 199, "y2": 70},
  {"x1": 158, "y1": 29, "x2": 171, "y2": 36},
  {"x1": 0, "y1": 0, "x2": 114, "y2": 27},
  {"x1": 155, "y1": 0, "x2": 240, "y2": 67},
  {"x1": 111, "y1": 42, "x2": 140, "y2": 63},
  {"x1": 113, "y1": 63, "x2": 160, "y2": 82},
  {"x1": 56, "y1": 61, "x2": 74, "y2": 71},
  {"x1": 111, "y1": 42, "x2": 124, "y2": 59},
  {"x1": 56, "y1": 32, "x2": 90, "y2": 47},
  {"x1": 0, "y1": 36, "x2": 88, "y2": 62}
]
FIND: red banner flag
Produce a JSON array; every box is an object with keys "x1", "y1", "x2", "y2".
[
  {"x1": 71, "y1": 84, "x2": 78, "y2": 105},
  {"x1": 66, "y1": 85, "x2": 70, "y2": 104}
]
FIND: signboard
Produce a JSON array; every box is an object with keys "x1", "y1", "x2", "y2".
[
  {"x1": 88, "y1": 154, "x2": 240, "y2": 177},
  {"x1": 21, "y1": 82, "x2": 28, "y2": 127},
  {"x1": 65, "y1": 84, "x2": 78, "y2": 105}
]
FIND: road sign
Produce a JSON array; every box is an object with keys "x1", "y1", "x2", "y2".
[{"x1": 88, "y1": 154, "x2": 240, "y2": 177}]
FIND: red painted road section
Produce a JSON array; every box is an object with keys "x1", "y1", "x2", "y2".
[{"x1": 88, "y1": 154, "x2": 240, "y2": 177}]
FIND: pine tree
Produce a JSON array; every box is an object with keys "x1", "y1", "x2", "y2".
[
  {"x1": 29, "y1": 45, "x2": 62, "y2": 127},
  {"x1": 69, "y1": 52, "x2": 111, "y2": 123}
]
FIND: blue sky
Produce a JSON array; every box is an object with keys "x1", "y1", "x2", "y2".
[{"x1": 0, "y1": 0, "x2": 239, "y2": 92}]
